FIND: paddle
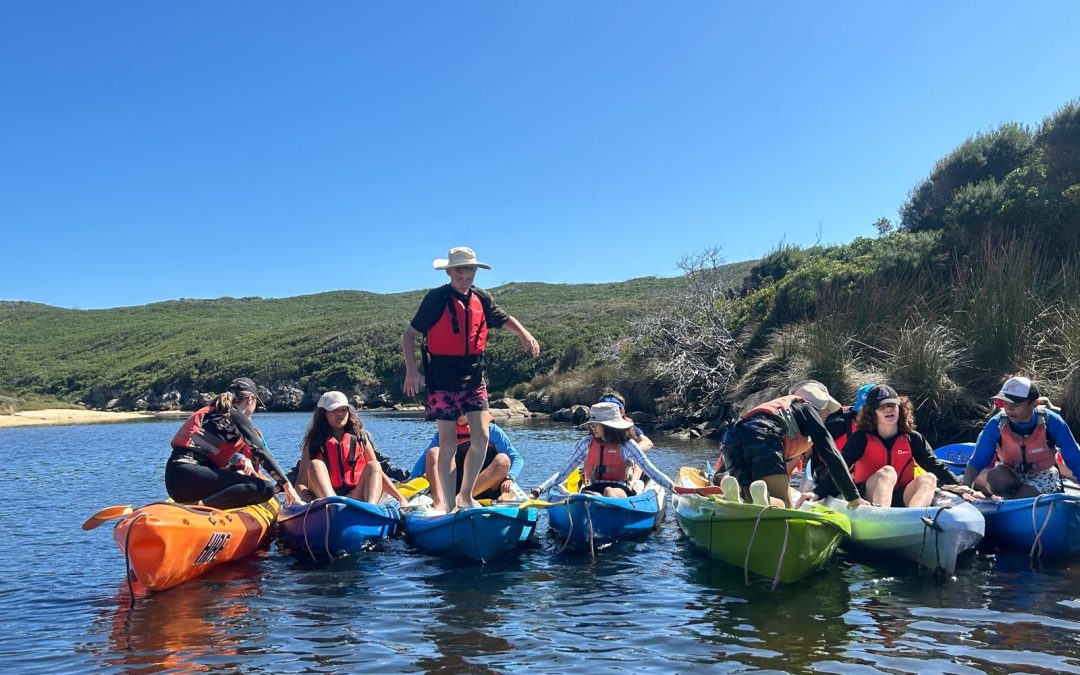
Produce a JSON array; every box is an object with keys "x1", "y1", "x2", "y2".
[
  {"x1": 81, "y1": 504, "x2": 133, "y2": 530},
  {"x1": 672, "y1": 485, "x2": 724, "y2": 495},
  {"x1": 476, "y1": 498, "x2": 560, "y2": 509},
  {"x1": 396, "y1": 477, "x2": 429, "y2": 500}
]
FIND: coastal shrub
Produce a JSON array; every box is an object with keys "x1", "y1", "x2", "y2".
[{"x1": 882, "y1": 320, "x2": 971, "y2": 441}]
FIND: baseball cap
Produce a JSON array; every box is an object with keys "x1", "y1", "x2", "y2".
[
  {"x1": 851, "y1": 383, "x2": 876, "y2": 412},
  {"x1": 865, "y1": 384, "x2": 900, "y2": 410},
  {"x1": 992, "y1": 376, "x2": 1040, "y2": 405},
  {"x1": 317, "y1": 390, "x2": 358, "y2": 416}
]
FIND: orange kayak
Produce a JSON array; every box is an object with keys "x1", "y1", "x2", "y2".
[{"x1": 112, "y1": 499, "x2": 279, "y2": 591}]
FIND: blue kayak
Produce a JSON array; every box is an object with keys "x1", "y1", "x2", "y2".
[
  {"x1": 934, "y1": 442, "x2": 1080, "y2": 557},
  {"x1": 404, "y1": 504, "x2": 538, "y2": 562},
  {"x1": 546, "y1": 481, "x2": 666, "y2": 552},
  {"x1": 278, "y1": 496, "x2": 401, "y2": 561}
]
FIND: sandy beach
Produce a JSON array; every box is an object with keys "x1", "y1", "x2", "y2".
[{"x1": 0, "y1": 408, "x2": 186, "y2": 429}]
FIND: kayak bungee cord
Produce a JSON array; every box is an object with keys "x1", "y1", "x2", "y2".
[
  {"x1": 918, "y1": 505, "x2": 948, "y2": 573},
  {"x1": 745, "y1": 505, "x2": 790, "y2": 591},
  {"x1": 123, "y1": 513, "x2": 149, "y2": 607},
  {"x1": 556, "y1": 502, "x2": 575, "y2": 554},
  {"x1": 585, "y1": 500, "x2": 596, "y2": 557},
  {"x1": 1029, "y1": 495, "x2": 1056, "y2": 561}
]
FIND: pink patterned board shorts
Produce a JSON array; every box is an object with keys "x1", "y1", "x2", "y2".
[{"x1": 425, "y1": 386, "x2": 489, "y2": 421}]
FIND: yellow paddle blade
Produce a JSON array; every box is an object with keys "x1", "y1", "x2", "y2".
[
  {"x1": 81, "y1": 504, "x2": 133, "y2": 531},
  {"x1": 396, "y1": 477, "x2": 429, "y2": 500},
  {"x1": 565, "y1": 466, "x2": 583, "y2": 494}
]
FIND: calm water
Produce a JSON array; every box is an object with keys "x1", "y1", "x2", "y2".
[{"x1": 1, "y1": 412, "x2": 1078, "y2": 674}]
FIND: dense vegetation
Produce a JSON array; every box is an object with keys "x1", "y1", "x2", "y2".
[{"x1": 512, "y1": 100, "x2": 1080, "y2": 443}]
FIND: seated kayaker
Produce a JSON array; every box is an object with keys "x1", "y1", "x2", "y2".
[
  {"x1": 840, "y1": 385, "x2": 977, "y2": 507},
  {"x1": 598, "y1": 391, "x2": 654, "y2": 485},
  {"x1": 411, "y1": 411, "x2": 522, "y2": 506},
  {"x1": 530, "y1": 402, "x2": 674, "y2": 499},
  {"x1": 166, "y1": 377, "x2": 301, "y2": 509},
  {"x1": 296, "y1": 391, "x2": 406, "y2": 504},
  {"x1": 717, "y1": 380, "x2": 868, "y2": 509},
  {"x1": 962, "y1": 376, "x2": 1080, "y2": 499}
]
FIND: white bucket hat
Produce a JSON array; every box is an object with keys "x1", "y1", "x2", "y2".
[
  {"x1": 788, "y1": 379, "x2": 842, "y2": 415},
  {"x1": 582, "y1": 402, "x2": 634, "y2": 429},
  {"x1": 433, "y1": 246, "x2": 491, "y2": 270},
  {"x1": 317, "y1": 391, "x2": 358, "y2": 416}
]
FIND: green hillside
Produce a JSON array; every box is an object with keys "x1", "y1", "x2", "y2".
[{"x1": 0, "y1": 264, "x2": 753, "y2": 410}]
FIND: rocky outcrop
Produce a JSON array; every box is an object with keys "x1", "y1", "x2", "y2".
[
  {"x1": 488, "y1": 397, "x2": 539, "y2": 419},
  {"x1": 551, "y1": 405, "x2": 589, "y2": 425}
]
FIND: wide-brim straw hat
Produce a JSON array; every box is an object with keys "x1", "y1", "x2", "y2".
[
  {"x1": 580, "y1": 402, "x2": 634, "y2": 429},
  {"x1": 433, "y1": 246, "x2": 491, "y2": 270}
]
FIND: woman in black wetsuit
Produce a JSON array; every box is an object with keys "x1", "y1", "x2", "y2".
[{"x1": 165, "y1": 377, "x2": 301, "y2": 509}]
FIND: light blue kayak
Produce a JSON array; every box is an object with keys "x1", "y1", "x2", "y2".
[
  {"x1": 404, "y1": 504, "x2": 538, "y2": 562},
  {"x1": 546, "y1": 480, "x2": 666, "y2": 551},
  {"x1": 278, "y1": 496, "x2": 401, "y2": 561}
]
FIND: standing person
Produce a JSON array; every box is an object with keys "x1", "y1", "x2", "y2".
[
  {"x1": 530, "y1": 402, "x2": 674, "y2": 499},
  {"x1": 410, "y1": 412, "x2": 524, "y2": 506},
  {"x1": 812, "y1": 383, "x2": 876, "y2": 491},
  {"x1": 842, "y1": 385, "x2": 977, "y2": 507},
  {"x1": 401, "y1": 246, "x2": 540, "y2": 513},
  {"x1": 718, "y1": 380, "x2": 868, "y2": 509},
  {"x1": 963, "y1": 377, "x2": 1080, "y2": 499},
  {"x1": 166, "y1": 377, "x2": 301, "y2": 509},
  {"x1": 296, "y1": 391, "x2": 406, "y2": 504}
]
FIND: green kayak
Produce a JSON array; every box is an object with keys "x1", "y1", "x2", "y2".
[{"x1": 673, "y1": 468, "x2": 850, "y2": 585}]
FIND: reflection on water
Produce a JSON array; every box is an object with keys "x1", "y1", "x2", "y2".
[{"x1": 3, "y1": 413, "x2": 1080, "y2": 673}]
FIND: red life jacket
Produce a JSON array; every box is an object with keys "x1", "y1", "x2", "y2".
[
  {"x1": 996, "y1": 409, "x2": 1056, "y2": 474},
  {"x1": 316, "y1": 433, "x2": 369, "y2": 491},
  {"x1": 171, "y1": 405, "x2": 253, "y2": 469},
  {"x1": 585, "y1": 437, "x2": 630, "y2": 483},
  {"x1": 852, "y1": 434, "x2": 916, "y2": 488},
  {"x1": 426, "y1": 289, "x2": 488, "y2": 357},
  {"x1": 742, "y1": 395, "x2": 813, "y2": 464}
]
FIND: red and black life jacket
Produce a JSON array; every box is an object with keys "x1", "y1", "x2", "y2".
[
  {"x1": 426, "y1": 289, "x2": 488, "y2": 357},
  {"x1": 742, "y1": 395, "x2": 813, "y2": 466},
  {"x1": 452, "y1": 421, "x2": 499, "y2": 466},
  {"x1": 996, "y1": 409, "x2": 1057, "y2": 474},
  {"x1": 171, "y1": 405, "x2": 254, "y2": 470},
  {"x1": 585, "y1": 437, "x2": 630, "y2": 483},
  {"x1": 316, "y1": 433, "x2": 369, "y2": 491},
  {"x1": 833, "y1": 406, "x2": 858, "y2": 452},
  {"x1": 852, "y1": 434, "x2": 916, "y2": 488}
]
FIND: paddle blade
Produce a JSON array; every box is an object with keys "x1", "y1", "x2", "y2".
[
  {"x1": 81, "y1": 505, "x2": 133, "y2": 530},
  {"x1": 396, "y1": 477, "x2": 429, "y2": 500}
]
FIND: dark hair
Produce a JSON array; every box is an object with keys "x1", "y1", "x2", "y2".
[
  {"x1": 855, "y1": 395, "x2": 917, "y2": 435},
  {"x1": 592, "y1": 423, "x2": 632, "y2": 444},
  {"x1": 301, "y1": 406, "x2": 366, "y2": 462}
]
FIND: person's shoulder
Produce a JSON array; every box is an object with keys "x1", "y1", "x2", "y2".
[
  {"x1": 421, "y1": 284, "x2": 451, "y2": 301},
  {"x1": 1045, "y1": 408, "x2": 1071, "y2": 427}
]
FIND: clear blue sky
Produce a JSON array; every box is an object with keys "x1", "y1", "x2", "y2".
[{"x1": 2, "y1": 2, "x2": 1078, "y2": 309}]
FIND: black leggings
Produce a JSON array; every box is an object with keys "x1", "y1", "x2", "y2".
[{"x1": 165, "y1": 459, "x2": 276, "y2": 509}]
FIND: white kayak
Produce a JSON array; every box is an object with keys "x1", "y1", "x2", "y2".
[{"x1": 819, "y1": 491, "x2": 984, "y2": 574}]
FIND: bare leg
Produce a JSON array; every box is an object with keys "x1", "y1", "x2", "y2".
[
  {"x1": 422, "y1": 446, "x2": 445, "y2": 507},
  {"x1": 762, "y1": 474, "x2": 795, "y2": 508},
  {"x1": 986, "y1": 465, "x2": 1021, "y2": 499},
  {"x1": 472, "y1": 453, "x2": 510, "y2": 497},
  {"x1": 381, "y1": 473, "x2": 406, "y2": 503},
  {"x1": 308, "y1": 459, "x2": 337, "y2": 499},
  {"x1": 903, "y1": 473, "x2": 938, "y2": 508},
  {"x1": 456, "y1": 411, "x2": 490, "y2": 510},
  {"x1": 602, "y1": 486, "x2": 629, "y2": 498},
  {"x1": 865, "y1": 466, "x2": 898, "y2": 507},
  {"x1": 349, "y1": 463, "x2": 384, "y2": 504},
  {"x1": 435, "y1": 419, "x2": 458, "y2": 512}
]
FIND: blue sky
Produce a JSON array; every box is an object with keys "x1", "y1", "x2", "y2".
[{"x1": 2, "y1": 2, "x2": 1078, "y2": 309}]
